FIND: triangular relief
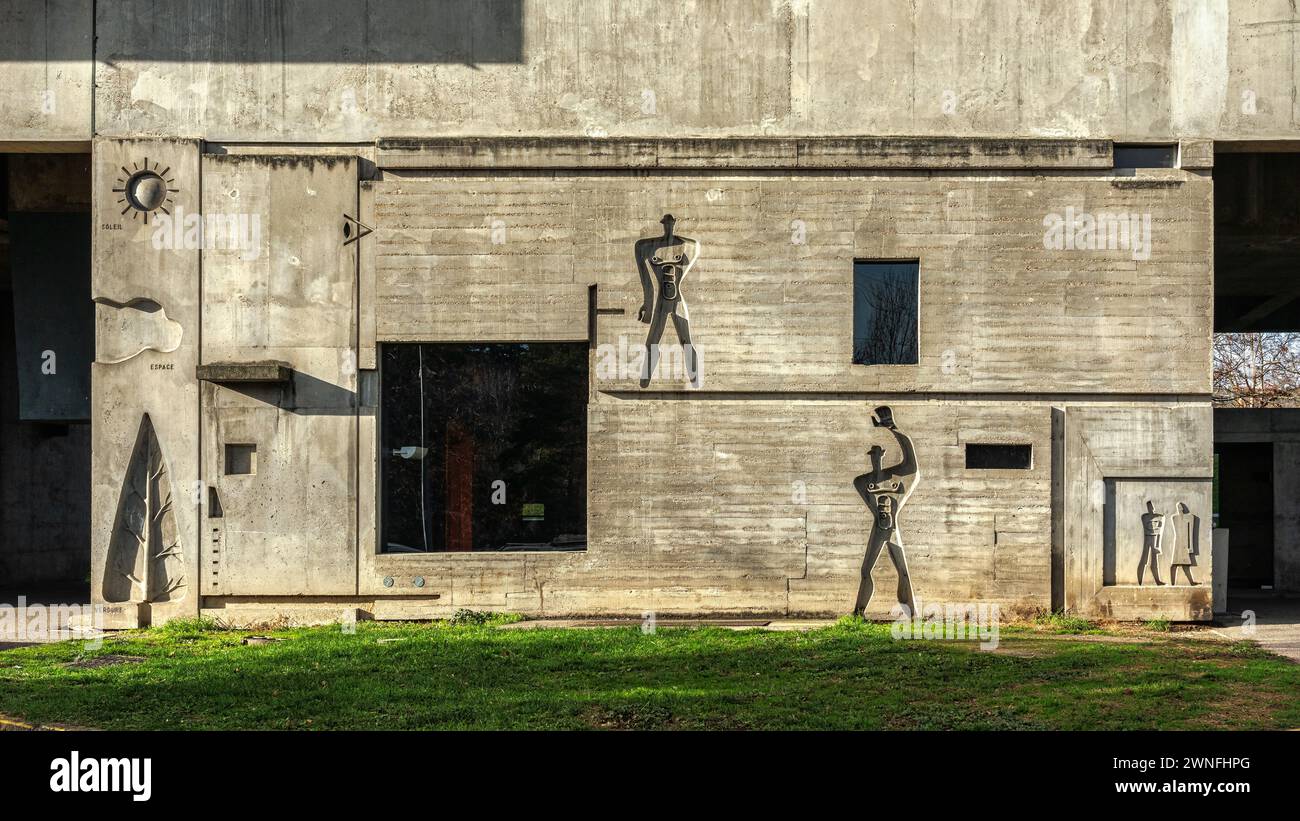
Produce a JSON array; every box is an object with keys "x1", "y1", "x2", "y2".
[{"x1": 102, "y1": 414, "x2": 187, "y2": 604}]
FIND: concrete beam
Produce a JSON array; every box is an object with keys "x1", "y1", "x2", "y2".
[{"x1": 377, "y1": 137, "x2": 1114, "y2": 171}]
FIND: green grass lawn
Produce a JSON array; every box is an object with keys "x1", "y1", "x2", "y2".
[{"x1": 0, "y1": 618, "x2": 1295, "y2": 730}]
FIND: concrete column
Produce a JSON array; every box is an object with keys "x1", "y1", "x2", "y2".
[{"x1": 1273, "y1": 443, "x2": 1300, "y2": 593}]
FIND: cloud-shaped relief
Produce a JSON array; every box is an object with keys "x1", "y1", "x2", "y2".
[{"x1": 94, "y1": 297, "x2": 184, "y2": 364}]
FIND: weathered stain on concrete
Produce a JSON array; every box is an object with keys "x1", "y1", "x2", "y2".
[
  {"x1": 2, "y1": 2, "x2": 1288, "y2": 624},
  {"x1": 4, "y1": 2, "x2": 1300, "y2": 144}
]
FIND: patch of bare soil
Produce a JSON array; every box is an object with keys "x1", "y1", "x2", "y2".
[
  {"x1": 0, "y1": 713, "x2": 96, "y2": 731},
  {"x1": 62, "y1": 654, "x2": 146, "y2": 670}
]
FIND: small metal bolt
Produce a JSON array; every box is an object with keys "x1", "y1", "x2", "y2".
[
  {"x1": 413, "y1": 576, "x2": 425, "y2": 588},
  {"x1": 382, "y1": 576, "x2": 394, "y2": 588}
]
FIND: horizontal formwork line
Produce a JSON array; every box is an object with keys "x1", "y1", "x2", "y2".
[
  {"x1": 377, "y1": 168, "x2": 1148, "y2": 181},
  {"x1": 597, "y1": 391, "x2": 1212, "y2": 403}
]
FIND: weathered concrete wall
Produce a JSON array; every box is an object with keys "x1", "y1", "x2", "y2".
[
  {"x1": 373, "y1": 163, "x2": 1213, "y2": 395},
  {"x1": 91, "y1": 142, "x2": 1218, "y2": 620},
  {"x1": 89, "y1": 138, "x2": 203, "y2": 626},
  {"x1": 359, "y1": 398, "x2": 1053, "y2": 617},
  {"x1": 0, "y1": 0, "x2": 93, "y2": 144},
  {"x1": 308, "y1": 396, "x2": 1210, "y2": 620},
  {"x1": 1062, "y1": 403, "x2": 1214, "y2": 620},
  {"x1": 350, "y1": 155, "x2": 1215, "y2": 619},
  {"x1": 5, "y1": 1, "x2": 1297, "y2": 144},
  {"x1": 199, "y1": 153, "x2": 360, "y2": 598},
  {"x1": 88, "y1": 0, "x2": 1300, "y2": 142},
  {"x1": 80, "y1": 133, "x2": 1221, "y2": 621}
]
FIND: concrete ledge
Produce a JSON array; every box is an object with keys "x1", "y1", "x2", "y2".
[
  {"x1": 196, "y1": 360, "x2": 293, "y2": 383},
  {"x1": 793, "y1": 137, "x2": 1111, "y2": 169},
  {"x1": 1082, "y1": 585, "x2": 1213, "y2": 622},
  {"x1": 377, "y1": 136, "x2": 1113, "y2": 171}
]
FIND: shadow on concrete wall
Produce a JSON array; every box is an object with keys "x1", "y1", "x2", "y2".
[
  {"x1": 216, "y1": 370, "x2": 365, "y2": 416},
  {"x1": 3, "y1": 0, "x2": 525, "y2": 64},
  {"x1": 109, "y1": 0, "x2": 525, "y2": 65}
]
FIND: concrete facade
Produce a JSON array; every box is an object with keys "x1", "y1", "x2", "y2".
[{"x1": 3, "y1": 0, "x2": 1296, "y2": 623}]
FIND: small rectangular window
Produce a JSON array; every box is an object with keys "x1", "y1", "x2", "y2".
[
  {"x1": 965, "y1": 444, "x2": 1032, "y2": 470},
  {"x1": 853, "y1": 260, "x2": 919, "y2": 365},
  {"x1": 1113, "y1": 143, "x2": 1176, "y2": 169},
  {"x1": 224, "y1": 444, "x2": 257, "y2": 475}
]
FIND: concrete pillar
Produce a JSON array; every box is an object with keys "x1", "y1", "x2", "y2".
[
  {"x1": 1212, "y1": 528, "x2": 1229, "y2": 614},
  {"x1": 1273, "y1": 443, "x2": 1300, "y2": 594}
]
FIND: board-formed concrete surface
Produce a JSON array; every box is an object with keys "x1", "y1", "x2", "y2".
[
  {"x1": 75, "y1": 135, "x2": 1218, "y2": 624},
  {"x1": 89, "y1": 1, "x2": 1300, "y2": 143},
  {"x1": 5, "y1": 1, "x2": 1296, "y2": 624},
  {"x1": 5, "y1": 2, "x2": 1300, "y2": 145}
]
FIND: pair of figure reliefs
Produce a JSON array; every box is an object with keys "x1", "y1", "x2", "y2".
[
  {"x1": 853, "y1": 406, "x2": 919, "y2": 616},
  {"x1": 1138, "y1": 501, "x2": 1199, "y2": 586},
  {"x1": 635, "y1": 214, "x2": 700, "y2": 388},
  {"x1": 102, "y1": 414, "x2": 187, "y2": 607}
]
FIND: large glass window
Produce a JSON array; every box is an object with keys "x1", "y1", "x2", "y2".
[
  {"x1": 853, "y1": 260, "x2": 919, "y2": 365},
  {"x1": 380, "y1": 343, "x2": 588, "y2": 552}
]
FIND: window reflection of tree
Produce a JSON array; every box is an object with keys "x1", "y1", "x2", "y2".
[
  {"x1": 381, "y1": 343, "x2": 587, "y2": 553},
  {"x1": 853, "y1": 265, "x2": 918, "y2": 365}
]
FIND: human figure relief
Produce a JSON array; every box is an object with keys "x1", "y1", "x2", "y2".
[
  {"x1": 852, "y1": 406, "x2": 919, "y2": 617},
  {"x1": 635, "y1": 214, "x2": 700, "y2": 388},
  {"x1": 1168, "y1": 502, "x2": 1199, "y2": 586},
  {"x1": 1138, "y1": 500, "x2": 1165, "y2": 586}
]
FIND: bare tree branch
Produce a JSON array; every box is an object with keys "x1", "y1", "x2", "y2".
[{"x1": 1213, "y1": 332, "x2": 1300, "y2": 407}]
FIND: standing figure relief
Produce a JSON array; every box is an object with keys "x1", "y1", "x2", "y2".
[
  {"x1": 635, "y1": 214, "x2": 700, "y2": 388},
  {"x1": 1138, "y1": 500, "x2": 1166, "y2": 586},
  {"x1": 853, "y1": 406, "x2": 919, "y2": 617},
  {"x1": 1167, "y1": 502, "x2": 1199, "y2": 586}
]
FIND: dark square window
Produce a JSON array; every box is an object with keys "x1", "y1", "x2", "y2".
[
  {"x1": 380, "y1": 343, "x2": 588, "y2": 553},
  {"x1": 853, "y1": 260, "x2": 919, "y2": 365},
  {"x1": 224, "y1": 443, "x2": 257, "y2": 475},
  {"x1": 965, "y1": 443, "x2": 1033, "y2": 470},
  {"x1": 1113, "y1": 143, "x2": 1176, "y2": 168}
]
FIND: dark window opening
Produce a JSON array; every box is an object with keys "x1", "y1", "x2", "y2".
[
  {"x1": 965, "y1": 443, "x2": 1032, "y2": 470},
  {"x1": 1, "y1": 152, "x2": 93, "y2": 590},
  {"x1": 853, "y1": 260, "x2": 919, "y2": 365},
  {"x1": 1213, "y1": 151, "x2": 1300, "y2": 332},
  {"x1": 1113, "y1": 143, "x2": 1177, "y2": 169},
  {"x1": 380, "y1": 342, "x2": 588, "y2": 553},
  {"x1": 1214, "y1": 441, "x2": 1274, "y2": 587},
  {"x1": 224, "y1": 443, "x2": 257, "y2": 475}
]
